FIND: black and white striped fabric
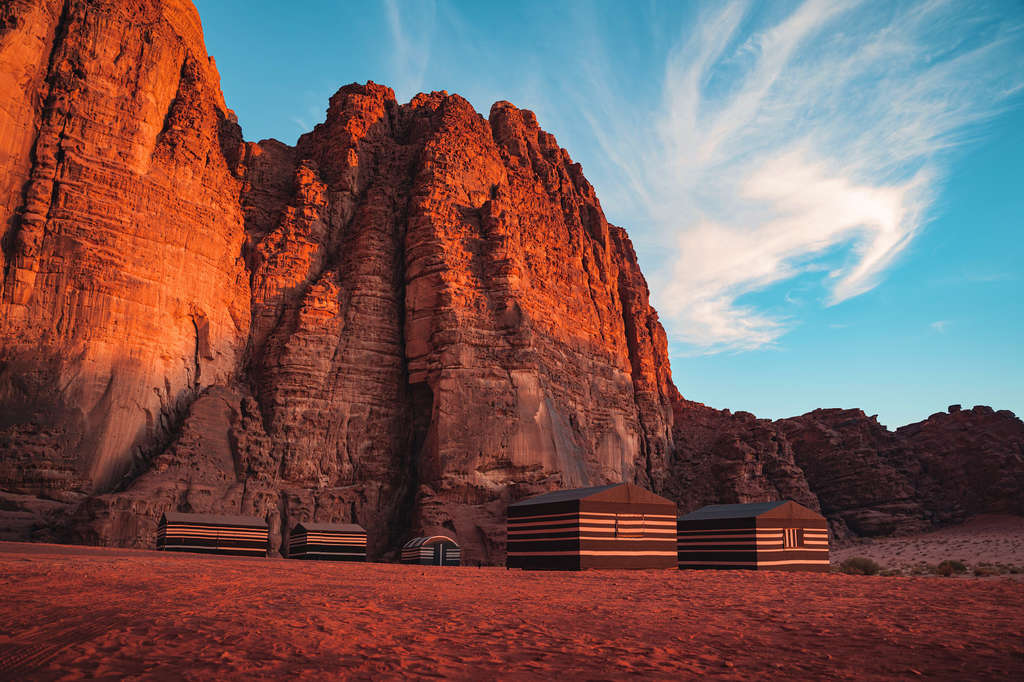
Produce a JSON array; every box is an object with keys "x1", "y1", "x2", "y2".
[
  {"x1": 156, "y1": 512, "x2": 268, "y2": 557},
  {"x1": 401, "y1": 536, "x2": 461, "y2": 566},
  {"x1": 676, "y1": 501, "x2": 829, "y2": 571},
  {"x1": 287, "y1": 522, "x2": 367, "y2": 561},
  {"x1": 506, "y1": 483, "x2": 678, "y2": 570}
]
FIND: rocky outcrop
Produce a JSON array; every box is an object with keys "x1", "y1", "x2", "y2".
[
  {"x1": 777, "y1": 406, "x2": 1024, "y2": 538},
  {"x1": 665, "y1": 400, "x2": 821, "y2": 517},
  {"x1": 1, "y1": 0, "x2": 1021, "y2": 562},
  {"x1": 660, "y1": 401, "x2": 1024, "y2": 540}
]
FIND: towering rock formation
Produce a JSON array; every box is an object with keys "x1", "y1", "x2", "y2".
[
  {"x1": 0, "y1": 1, "x2": 679, "y2": 560},
  {"x1": 1, "y1": 0, "x2": 1021, "y2": 561},
  {"x1": 0, "y1": 0, "x2": 248, "y2": 533}
]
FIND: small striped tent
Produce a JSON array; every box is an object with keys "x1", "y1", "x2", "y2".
[
  {"x1": 677, "y1": 500, "x2": 829, "y2": 571},
  {"x1": 506, "y1": 483, "x2": 678, "y2": 570},
  {"x1": 401, "y1": 536, "x2": 461, "y2": 566},
  {"x1": 287, "y1": 522, "x2": 367, "y2": 561},
  {"x1": 156, "y1": 512, "x2": 268, "y2": 557}
]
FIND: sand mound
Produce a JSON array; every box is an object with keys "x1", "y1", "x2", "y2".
[{"x1": 833, "y1": 514, "x2": 1024, "y2": 575}]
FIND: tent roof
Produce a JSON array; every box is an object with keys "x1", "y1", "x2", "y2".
[
  {"x1": 679, "y1": 500, "x2": 823, "y2": 521},
  {"x1": 509, "y1": 482, "x2": 675, "y2": 508},
  {"x1": 294, "y1": 522, "x2": 365, "y2": 533},
  {"x1": 403, "y1": 535, "x2": 458, "y2": 549},
  {"x1": 509, "y1": 484, "x2": 619, "y2": 507},
  {"x1": 161, "y1": 511, "x2": 267, "y2": 528}
]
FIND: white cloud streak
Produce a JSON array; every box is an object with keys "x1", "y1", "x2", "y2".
[
  {"x1": 384, "y1": 0, "x2": 437, "y2": 102},
  {"x1": 577, "y1": 0, "x2": 1023, "y2": 354}
]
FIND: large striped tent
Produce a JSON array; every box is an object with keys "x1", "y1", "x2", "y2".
[
  {"x1": 676, "y1": 500, "x2": 829, "y2": 571},
  {"x1": 401, "y1": 536, "x2": 461, "y2": 566},
  {"x1": 506, "y1": 483, "x2": 678, "y2": 570},
  {"x1": 156, "y1": 512, "x2": 268, "y2": 557},
  {"x1": 287, "y1": 522, "x2": 367, "y2": 561}
]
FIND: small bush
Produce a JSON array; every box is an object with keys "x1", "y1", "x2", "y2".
[
  {"x1": 840, "y1": 557, "x2": 881, "y2": 576},
  {"x1": 973, "y1": 565, "x2": 1000, "y2": 577},
  {"x1": 1010, "y1": 566, "x2": 1022, "y2": 575},
  {"x1": 935, "y1": 560, "x2": 968, "y2": 577},
  {"x1": 880, "y1": 568, "x2": 903, "y2": 577}
]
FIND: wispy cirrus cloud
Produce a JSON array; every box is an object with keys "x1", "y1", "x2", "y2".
[
  {"x1": 577, "y1": 0, "x2": 1023, "y2": 354},
  {"x1": 383, "y1": 0, "x2": 437, "y2": 102}
]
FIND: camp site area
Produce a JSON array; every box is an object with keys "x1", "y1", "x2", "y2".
[{"x1": 1, "y1": 542, "x2": 1021, "y2": 679}]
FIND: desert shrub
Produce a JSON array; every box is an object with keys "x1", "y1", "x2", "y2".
[
  {"x1": 935, "y1": 560, "x2": 967, "y2": 577},
  {"x1": 880, "y1": 569, "x2": 903, "y2": 577},
  {"x1": 1010, "y1": 566, "x2": 1022, "y2": 574},
  {"x1": 973, "y1": 565, "x2": 999, "y2": 577},
  {"x1": 840, "y1": 557, "x2": 881, "y2": 576}
]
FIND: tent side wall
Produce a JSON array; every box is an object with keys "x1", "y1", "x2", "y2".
[
  {"x1": 677, "y1": 502, "x2": 831, "y2": 571},
  {"x1": 439, "y1": 542, "x2": 461, "y2": 566},
  {"x1": 506, "y1": 500, "x2": 582, "y2": 570},
  {"x1": 754, "y1": 515, "x2": 829, "y2": 571},
  {"x1": 157, "y1": 517, "x2": 268, "y2": 557},
  {"x1": 400, "y1": 544, "x2": 429, "y2": 564},
  {"x1": 578, "y1": 499, "x2": 677, "y2": 570},
  {"x1": 288, "y1": 530, "x2": 367, "y2": 561},
  {"x1": 677, "y1": 518, "x2": 759, "y2": 569}
]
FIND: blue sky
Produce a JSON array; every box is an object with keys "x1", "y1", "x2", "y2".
[{"x1": 194, "y1": 0, "x2": 1024, "y2": 427}]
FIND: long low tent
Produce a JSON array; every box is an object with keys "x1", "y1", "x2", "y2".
[
  {"x1": 156, "y1": 512, "x2": 268, "y2": 557},
  {"x1": 401, "y1": 536, "x2": 461, "y2": 566},
  {"x1": 506, "y1": 483, "x2": 678, "y2": 570},
  {"x1": 287, "y1": 522, "x2": 367, "y2": 561},
  {"x1": 676, "y1": 500, "x2": 829, "y2": 571}
]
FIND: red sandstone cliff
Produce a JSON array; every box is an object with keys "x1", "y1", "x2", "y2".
[
  {"x1": 0, "y1": 0, "x2": 248, "y2": 526},
  {"x1": 1, "y1": 0, "x2": 1021, "y2": 561}
]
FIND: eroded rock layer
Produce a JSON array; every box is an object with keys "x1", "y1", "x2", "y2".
[
  {"x1": 0, "y1": 0, "x2": 248, "y2": 512},
  {"x1": 1, "y1": 0, "x2": 1022, "y2": 562}
]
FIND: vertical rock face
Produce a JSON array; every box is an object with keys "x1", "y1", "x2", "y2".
[
  {"x1": 227, "y1": 86, "x2": 679, "y2": 559},
  {"x1": 1, "y1": 0, "x2": 1021, "y2": 561},
  {"x1": 0, "y1": 0, "x2": 248, "y2": 517}
]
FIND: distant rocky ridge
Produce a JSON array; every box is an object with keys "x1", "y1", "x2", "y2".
[{"x1": 1, "y1": 0, "x2": 1021, "y2": 563}]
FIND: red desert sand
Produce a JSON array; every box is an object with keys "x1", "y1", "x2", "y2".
[
  {"x1": 1, "y1": 542, "x2": 1022, "y2": 679},
  {"x1": 832, "y1": 514, "x2": 1024, "y2": 573}
]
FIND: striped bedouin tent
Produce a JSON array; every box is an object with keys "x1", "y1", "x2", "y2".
[
  {"x1": 506, "y1": 483, "x2": 678, "y2": 570},
  {"x1": 287, "y1": 522, "x2": 367, "y2": 561},
  {"x1": 156, "y1": 512, "x2": 268, "y2": 557},
  {"x1": 676, "y1": 500, "x2": 829, "y2": 571},
  {"x1": 401, "y1": 536, "x2": 461, "y2": 566}
]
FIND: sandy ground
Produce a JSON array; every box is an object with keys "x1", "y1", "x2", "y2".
[
  {"x1": 1, "y1": 542, "x2": 1022, "y2": 679},
  {"x1": 832, "y1": 515, "x2": 1024, "y2": 574}
]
